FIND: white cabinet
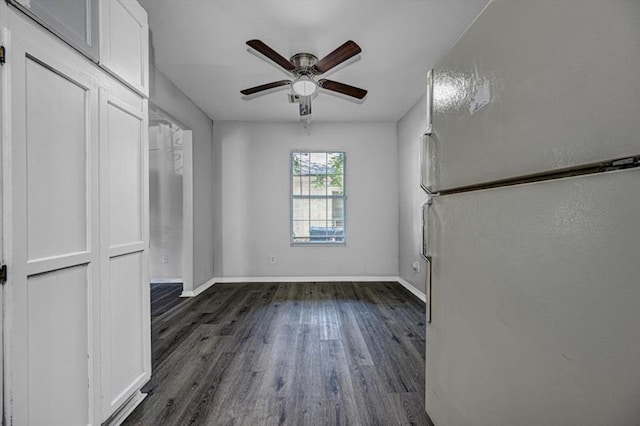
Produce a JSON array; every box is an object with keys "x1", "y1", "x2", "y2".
[
  {"x1": 99, "y1": 87, "x2": 150, "y2": 422},
  {"x1": 7, "y1": 0, "x2": 150, "y2": 96},
  {"x1": 100, "y1": 0, "x2": 149, "y2": 97},
  {"x1": 2, "y1": 3, "x2": 150, "y2": 425}
]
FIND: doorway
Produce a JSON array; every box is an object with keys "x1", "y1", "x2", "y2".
[{"x1": 148, "y1": 106, "x2": 193, "y2": 293}]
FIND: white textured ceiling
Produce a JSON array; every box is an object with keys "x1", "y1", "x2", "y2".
[{"x1": 140, "y1": 0, "x2": 488, "y2": 122}]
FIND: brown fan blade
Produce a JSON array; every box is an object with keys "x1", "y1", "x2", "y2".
[
  {"x1": 240, "y1": 80, "x2": 291, "y2": 96},
  {"x1": 246, "y1": 39, "x2": 296, "y2": 72},
  {"x1": 318, "y1": 79, "x2": 368, "y2": 100},
  {"x1": 312, "y1": 41, "x2": 361, "y2": 74}
]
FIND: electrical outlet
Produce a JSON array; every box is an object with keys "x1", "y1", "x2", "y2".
[
  {"x1": 162, "y1": 255, "x2": 169, "y2": 264},
  {"x1": 269, "y1": 254, "x2": 277, "y2": 265},
  {"x1": 412, "y1": 261, "x2": 421, "y2": 272}
]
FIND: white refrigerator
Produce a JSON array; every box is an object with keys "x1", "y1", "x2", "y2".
[{"x1": 421, "y1": 2, "x2": 640, "y2": 425}]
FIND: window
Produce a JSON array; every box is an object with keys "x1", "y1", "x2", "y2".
[{"x1": 291, "y1": 151, "x2": 346, "y2": 245}]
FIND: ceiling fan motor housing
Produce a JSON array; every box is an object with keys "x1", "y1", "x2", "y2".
[{"x1": 290, "y1": 53, "x2": 319, "y2": 77}]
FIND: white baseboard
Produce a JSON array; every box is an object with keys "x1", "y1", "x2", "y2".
[
  {"x1": 150, "y1": 278, "x2": 182, "y2": 284},
  {"x1": 397, "y1": 277, "x2": 427, "y2": 302},
  {"x1": 213, "y1": 275, "x2": 400, "y2": 284},
  {"x1": 180, "y1": 276, "x2": 217, "y2": 298},
  {"x1": 180, "y1": 276, "x2": 426, "y2": 303}
]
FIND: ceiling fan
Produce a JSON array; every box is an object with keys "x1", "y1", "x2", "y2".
[{"x1": 240, "y1": 39, "x2": 368, "y2": 120}]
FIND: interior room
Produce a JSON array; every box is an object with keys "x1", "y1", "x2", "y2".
[{"x1": 0, "y1": 0, "x2": 638, "y2": 425}]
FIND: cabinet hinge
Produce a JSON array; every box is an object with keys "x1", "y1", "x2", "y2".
[
  {"x1": 0, "y1": 264, "x2": 6, "y2": 283},
  {"x1": 0, "y1": 46, "x2": 5, "y2": 65}
]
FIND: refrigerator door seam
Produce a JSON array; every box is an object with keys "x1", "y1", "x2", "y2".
[{"x1": 437, "y1": 155, "x2": 640, "y2": 196}]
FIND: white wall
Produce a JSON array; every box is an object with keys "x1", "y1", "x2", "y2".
[
  {"x1": 212, "y1": 120, "x2": 223, "y2": 282},
  {"x1": 397, "y1": 95, "x2": 429, "y2": 294},
  {"x1": 149, "y1": 65, "x2": 215, "y2": 291},
  {"x1": 213, "y1": 121, "x2": 398, "y2": 278}
]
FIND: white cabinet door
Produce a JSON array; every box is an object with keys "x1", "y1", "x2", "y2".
[
  {"x1": 99, "y1": 88, "x2": 150, "y2": 421},
  {"x1": 100, "y1": 0, "x2": 149, "y2": 97},
  {"x1": 7, "y1": 0, "x2": 100, "y2": 61},
  {"x1": 3, "y1": 23, "x2": 100, "y2": 425}
]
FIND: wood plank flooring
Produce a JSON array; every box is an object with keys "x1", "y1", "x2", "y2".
[
  {"x1": 150, "y1": 283, "x2": 186, "y2": 319},
  {"x1": 124, "y1": 282, "x2": 431, "y2": 426}
]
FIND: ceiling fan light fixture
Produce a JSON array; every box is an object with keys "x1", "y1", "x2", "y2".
[{"x1": 292, "y1": 77, "x2": 317, "y2": 97}]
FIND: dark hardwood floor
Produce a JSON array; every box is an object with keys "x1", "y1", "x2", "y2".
[
  {"x1": 150, "y1": 283, "x2": 186, "y2": 318},
  {"x1": 124, "y1": 282, "x2": 431, "y2": 426}
]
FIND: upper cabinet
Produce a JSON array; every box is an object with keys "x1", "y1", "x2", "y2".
[
  {"x1": 7, "y1": 0, "x2": 149, "y2": 97},
  {"x1": 100, "y1": 0, "x2": 149, "y2": 97},
  {"x1": 7, "y1": 0, "x2": 100, "y2": 61}
]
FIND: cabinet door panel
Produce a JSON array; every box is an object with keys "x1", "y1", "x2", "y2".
[
  {"x1": 108, "y1": 252, "x2": 145, "y2": 405},
  {"x1": 109, "y1": 2, "x2": 142, "y2": 79},
  {"x1": 26, "y1": 57, "x2": 88, "y2": 261},
  {"x1": 8, "y1": 0, "x2": 99, "y2": 61},
  {"x1": 108, "y1": 101, "x2": 144, "y2": 247},
  {"x1": 27, "y1": 266, "x2": 90, "y2": 425},
  {"x1": 100, "y1": 0, "x2": 149, "y2": 96}
]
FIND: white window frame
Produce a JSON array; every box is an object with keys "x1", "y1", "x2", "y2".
[{"x1": 290, "y1": 150, "x2": 347, "y2": 246}]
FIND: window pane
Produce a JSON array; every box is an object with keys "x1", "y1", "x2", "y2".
[
  {"x1": 293, "y1": 151, "x2": 310, "y2": 175},
  {"x1": 327, "y1": 178, "x2": 343, "y2": 196},
  {"x1": 300, "y1": 176, "x2": 310, "y2": 195},
  {"x1": 310, "y1": 175, "x2": 328, "y2": 196},
  {"x1": 309, "y1": 152, "x2": 327, "y2": 175},
  {"x1": 310, "y1": 198, "x2": 328, "y2": 221},
  {"x1": 328, "y1": 152, "x2": 343, "y2": 163},
  {"x1": 330, "y1": 197, "x2": 344, "y2": 225},
  {"x1": 309, "y1": 220, "x2": 329, "y2": 242},
  {"x1": 292, "y1": 198, "x2": 309, "y2": 220},
  {"x1": 309, "y1": 220, "x2": 343, "y2": 243},
  {"x1": 292, "y1": 174, "x2": 311, "y2": 195},
  {"x1": 292, "y1": 152, "x2": 301, "y2": 176},
  {"x1": 292, "y1": 175, "x2": 302, "y2": 196},
  {"x1": 328, "y1": 152, "x2": 344, "y2": 195},
  {"x1": 292, "y1": 220, "x2": 309, "y2": 242}
]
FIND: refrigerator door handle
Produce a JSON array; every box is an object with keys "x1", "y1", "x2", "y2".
[
  {"x1": 426, "y1": 256, "x2": 432, "y2": 324},
  {"x1": 421, "y1": 198, "x2": 433, "y2": 260},
  {"x1": 425, "y1": 68, "x2": 433, "y2": 136},
  {"x1": 420, "y1": 69, "x2": 436, "y2": 194},
  {"x1": 420, "y1": 134, "x2": 437, "y2": 194},
  {"x1": 421, "y1": 198, "x2": 433, "y2": 323}
]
